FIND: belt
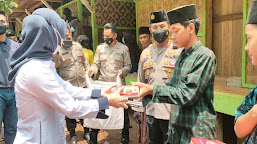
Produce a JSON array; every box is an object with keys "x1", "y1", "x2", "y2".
[{"x1": 0, "y1": 87, "x2": 13, "y2": 89}]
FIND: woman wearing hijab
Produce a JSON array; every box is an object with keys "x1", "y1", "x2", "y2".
[{"x1": 8, "y1": 8, "x2": 128, "y2": 144}]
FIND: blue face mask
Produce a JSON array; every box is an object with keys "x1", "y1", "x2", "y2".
[
  {"x1": 71, "y1": 27, "x2": 75, "y2": 33},
  {"x1": 122, "y1": 37, "x2": 125, "y2": 44}
]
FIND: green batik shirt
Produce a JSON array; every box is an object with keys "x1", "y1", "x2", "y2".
[{"x1": 143, "y1": 41, "x2": 217, "y2": 143}]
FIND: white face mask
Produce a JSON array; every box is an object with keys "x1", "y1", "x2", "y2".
[{"x1": 52, "y1": 26, "x2": 62, "y2": 55}]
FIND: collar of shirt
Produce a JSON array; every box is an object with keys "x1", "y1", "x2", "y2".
[
  {"x1": 0, "y1": 37, "x2": 8, "y2": 44},
  {"x1": 0, "y1": 38, "x2": 10, "y2": 52},
  {"x1": 181, "y1": 41, "x2": 201, "y2": 57}
]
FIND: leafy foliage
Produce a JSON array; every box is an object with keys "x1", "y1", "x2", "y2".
[{"x1": 0, "y1": 0, "x2": 18, "y2": 14}]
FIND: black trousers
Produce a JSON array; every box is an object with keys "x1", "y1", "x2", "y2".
[
  {"x1": 66, "y1": 117, "x2": 86, "y2": 137},
  {"x1": 146, "y1": 115, "x2": 169, "y2": 144}
]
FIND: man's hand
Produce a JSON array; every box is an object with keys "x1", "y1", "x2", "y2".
[
  {"x1": 118, "y1": 69, "x2": 123, "y2": 78},
  {"x1": 88, "y1": 69, "x2": 95, "y2": 78},
  {"x1": 130, "y1": 81, "x2": 154, "y2": 98},
  {"x1": 107, "y1": 86, "x2": 128, "y2": 109},
  {"x1": 101, "y1": 85, "x2": 117, "y2": 97}
]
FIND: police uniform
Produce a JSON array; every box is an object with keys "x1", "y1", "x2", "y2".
[
  {"x1": 53, "y1": 41, "x2": 90, "y2": 139},
  {"x1": 137, "y1": 10, "x2": 183, "y2": 144},
  {"x1": 55, "y1": 41, "x2": 90, "y2": 87},
  {"x1": 90, "y1": 41, "x2": 132, "y2": 143},
  {"x1": 91, "y1": 41, "x2": 131, "y2": 85}
]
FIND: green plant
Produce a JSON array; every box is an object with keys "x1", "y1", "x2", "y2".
[{"x1": 0, "y1": 0, "x2": 18, "y2": 14}]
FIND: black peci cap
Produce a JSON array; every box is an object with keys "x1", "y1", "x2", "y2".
[
  {"x1": 247, "y1": 0, "x2": 257, "y2": 24},
  {"x1": 150, "y1": 10, "x2": 169, "y2": 24},
  {"x1": 167, "y1": 4, "x2": 198, "y2": 25},
  {"x1": 139, "y1": 27, "x2": 150, "y2": 35}
]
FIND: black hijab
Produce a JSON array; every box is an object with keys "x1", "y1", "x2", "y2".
[{"x1": 8, "y1": 8, "x2": 66, "y2": 84}]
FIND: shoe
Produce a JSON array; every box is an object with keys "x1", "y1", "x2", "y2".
[
  {"x1": 89, "y1": 131, "x2": 98, "y2": 144},
  {"x1": 83, "y1": 132, "x2": 90, "y2": 143},
  {"x1": 120, "y1": 136, "x2": 129, "y2": 144},
  {"x1": 69, "y1": 136, "x2": 77, "y2": 144}
]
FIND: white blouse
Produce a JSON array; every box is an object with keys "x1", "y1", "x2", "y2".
[{"x1": 13, "y1": 59, "x2": 109, "y2": 144}]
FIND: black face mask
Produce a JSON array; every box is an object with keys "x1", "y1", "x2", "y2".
[
  {"x1": 0, "y1": 23, "x2": 7, "y2": 35},
  {"x1": 104, "y1": 35, "x2": 114, "y2": 45},
  {"x1": 153, "y1": 28, "x2": 169, "y2": 43}
]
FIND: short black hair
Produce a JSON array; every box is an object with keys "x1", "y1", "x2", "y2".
[
  {"x1": 180, "y1": 18, "x2": 200, "y2": 35},
  {"x1": 104, "y1": 23, "x2": 117, "y2": 33},
  {"x1": 63, "y1": 8, "x2": 71, "y2": 16},
  {"x1": 6, "y1": 29, "x2": 16, "y2": 37},
  {"x1": 0, "y1": 10, "x2": 8, "y2": 22},
  {"x1": 77, "y1": 35, "x2": 90, "y2": 48}
]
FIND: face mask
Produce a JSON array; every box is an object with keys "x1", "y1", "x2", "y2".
[
  {"x1": 0, "y1": 23, "x2": 7, "y2": 35},
  {"x1": 71, "y1": 27, "x2": 75, "y2": 33},
  {"x1": 153, "y1": 28, "x2": 169, "y2": 43},
  {"x1": 104, "y1": 36, "x2": 114, "y2": 45}
]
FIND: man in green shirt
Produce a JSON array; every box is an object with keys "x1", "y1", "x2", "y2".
[{"x1": 132, "y1": 4, "x2": 217, "y2": 144}]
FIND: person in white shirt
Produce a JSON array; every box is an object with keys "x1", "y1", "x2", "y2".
[{"x1": 8, "y1": 8, "x2": 128, "y2": 144}]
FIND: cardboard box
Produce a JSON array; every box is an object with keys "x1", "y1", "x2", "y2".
[{"x1": 120, "y1": 85, "x2": 139, "y2": 98}]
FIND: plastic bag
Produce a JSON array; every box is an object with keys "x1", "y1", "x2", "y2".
[{"x1": 83, "y1": 72, "x2": 124, "y2": 129}]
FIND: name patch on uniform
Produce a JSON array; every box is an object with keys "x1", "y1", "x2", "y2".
[
  {"x1": 164, "y1": 55, "x2": 176, "y2": 59},
  {"x1": 62, "y1": 52, "x2": 69, "y2": 55},
  {"x1": 168, "y1": 50, "x2": 175, "y2": 54}
]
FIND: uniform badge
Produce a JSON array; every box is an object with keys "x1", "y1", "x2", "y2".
[
  {"x1": 117, "y1": 61, "x2": 121, "y2": 67},
  {"x1": 168, "y1": 50, "x2": 175, "y2": 54},
  {"x1": 64, "y1": 55, "x2": 69, "y2": 59},
  {"x1": 145, "y1": 52, "x2": 152, "y2": 56},
  {"x1": 151, "y1": 14, "x2": 155, "y2": 20},
  {"x1": 163, "y1": 61, "x2": 168, "y2": 66},
  {"x1": 144, "y1": 62, "x2": 148, "y2": 68},
  {"x1": 77, "y1": 51, "x2": 82, "y2": 56},
  {"x1": 149, "y1": 61, "x2": 153, "y2": 67},
  {"x1": 170, "y1": 61, "x2": 176, "y2": 67},
  {"x1": 166, "y1": 39, "x2": 171, "y2": 47},
  {"x1": 166, "y1": 68, "x2": 173, "y2": 76},
  {"x1": 146, "y1": 69, "x2": 151, "y2": 76},
  {"x1": 153, "y1": 43, "x2": 156, "y2": 49}
]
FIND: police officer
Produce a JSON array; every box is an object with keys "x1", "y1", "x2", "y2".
[
  {"x1": 138, "y1": 27, "x2": 152, "y2": 49},
  {"x1": 88, "y1": 23, "x2": 132, "y2": 144},
  {"x1": 137, "y1": 10, "x2": 182, "y2": 144},
  {"x1": 53, "y1": 25, "x2": 90, "y2": 144}
]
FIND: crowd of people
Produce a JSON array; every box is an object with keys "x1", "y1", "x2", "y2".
[{"x1": 1, "y1": 1, "x2": 257, "y2": 144}]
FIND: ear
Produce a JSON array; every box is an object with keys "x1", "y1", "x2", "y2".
[
  {"x1": 114, "y1": 33, "x2": 117, "y2": 39},
  {"x1": 188, "y1": 23, "x2": 195, "y2": 34}
]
